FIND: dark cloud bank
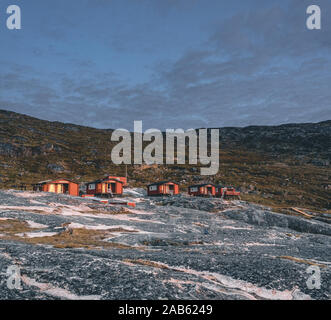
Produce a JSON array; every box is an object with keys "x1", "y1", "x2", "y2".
[{"x1": 0, "y1": 0, "x2": 330, "y2": 130}]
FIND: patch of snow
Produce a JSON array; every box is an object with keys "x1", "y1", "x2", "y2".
[
  {"x1": 133, "y1": 260, "x2": 311, "y2": 300},
  {"x1": 244, "y1": 242, "x2": 281, "y2": 247},
  {"x1": 213, "y1": 242, "x2": 235, "y2": 246},
  {"x1": 29, "y1": 200, "x2": 44, "y2": 205},
  {"x1": 124, "y1": 188, "x2": 146, "y2": 197},
  {"x1": 66, "y1": 223, "x2": 152, "y2": 236},
  {"x1": 222, "y1": 226, "x2": 252, "y2": 230},
  {"x1": 67, "y1": 222, "x2": 137, "y2": 232},
  {"x1": 0, "y1": 203, "x2": 163, "y2": 224},
  {"x1": 26, "y1": 220, "x2": 48, "y2": 229},
  {"x1": 21, "y1": 275, "x2": 101, "y2": 300},
  {"x1": 16, "y1": 232, "x2": 58, "y2": 238},
  {"x1": 100, "y1": 214, "x2": 165, "y2": 224},
  {"x1": 127, "y1": 208, "x2": 156, "y2": 215},
  {"x1": 12, "y1": 192, "x2": 45, "y2": 198},
  {"x1": 0, "y1": 205, "x2": 53, "y2": 213}
]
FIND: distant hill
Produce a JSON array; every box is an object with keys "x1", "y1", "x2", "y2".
[{"x1": 0, "y1": 109, "x2": 330, "y2": 210}]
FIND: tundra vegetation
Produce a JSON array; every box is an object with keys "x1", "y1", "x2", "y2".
[{"x1": 0, "y1": 110, "x2": 330, "y2": 211}]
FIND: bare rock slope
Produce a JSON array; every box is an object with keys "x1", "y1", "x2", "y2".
[{"x1": 0, "y1": 189, "x2": 330, "y2": 300}]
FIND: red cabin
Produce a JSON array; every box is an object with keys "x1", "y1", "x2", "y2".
[
  {"x1": 147, "y1": 181, "x2": 179, "y2": 196},
  {"x1": 106, "y1": 176, "x2": 127, "y2": 186},
  {"x1": 32, "y1": 179, "x2": 79, "y2": 197},
  {"x1": 215, "y1": 186, "x2": 241, "y2": 198},
  {"x1": 188, "y1": 184, "x2": 215, "y2": 197},
  {"x1": 86, "y1": 177, "x2": 124, "y2": 197}
]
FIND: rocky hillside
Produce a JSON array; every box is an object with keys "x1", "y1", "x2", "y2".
[
  {"x1": 217, "y1": 121, "x2": 331, "y2": 165},
  {"x1": 0, "y1": 109, "x2": 330, "y2": 210}
]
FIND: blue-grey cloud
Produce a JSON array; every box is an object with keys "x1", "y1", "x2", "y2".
[{"x1": 0, "y1": 0, "x2": 330, "y2": 130}]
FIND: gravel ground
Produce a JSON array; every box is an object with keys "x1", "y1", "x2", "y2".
[{"x1": 0, "y1": 189, "x2": 330, "y2": 300}]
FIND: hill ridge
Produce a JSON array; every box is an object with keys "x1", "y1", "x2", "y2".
[{"x1": 0, "y1": 109, "x2": 330, "y2": 210}]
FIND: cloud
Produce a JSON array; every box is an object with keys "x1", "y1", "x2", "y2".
[{"x1": 1, "y1": 0, "x2": 331, "y2": 129}]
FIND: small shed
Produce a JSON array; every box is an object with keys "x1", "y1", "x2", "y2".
[
  {"x1": 147, "y1": 181, "x2": 179, "y2": 196},
  {"x1": 188, "y1": 183, "x2": 215, "y2": 197},
  {"x1": 32, "y1": 179, "x2": 79, "y2": 196},
  {"x1": 86, "y1": 177, "x2": 124, "y2": 197},
  {"x1": 215, "y1": 186, "x2": 240, "y2": 198}
]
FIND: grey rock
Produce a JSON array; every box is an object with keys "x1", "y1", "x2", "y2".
[{"x1": 0, "y1": 190, "x2": 330, "y2": 300}]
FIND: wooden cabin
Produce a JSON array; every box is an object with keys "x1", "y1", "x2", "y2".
[
  {"x1": 85, "y1": 177, "x2": 124, "y2": 197},
  {"x1": 147, "y1": 181, "x2": 179, "y2": 196},
  {"x1": 107, "y1": 176, "x2": 127, "y2": 186},
  {"x1": 188, "y1": 183, "x2": 215, "y2": 197},
  {"x1": 215, "y1": 186, "x2": 240, "y2": 198},
  {"x1": 32, "y1": 179, "x2": 79, "y2": 196}
]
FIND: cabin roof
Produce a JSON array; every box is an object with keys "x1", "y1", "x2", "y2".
[
  {"x1": 147, "y1": 180, "x2": 178, "y2": 187},
  {"x1": 106, "y1": 175, "x2": 126, "y2": 179},
  {"x1": 189, "y1": 183, "x2": 215, "y2": 188},
  {"x1": 86, "y1": 177, "x2": 124, "y2": 185},
  {"x1": 33, "y1": 178, "x2": 77, "y2": 185}
]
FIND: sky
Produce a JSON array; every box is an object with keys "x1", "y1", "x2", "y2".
[{"x1": 0, "y1": 0, "x2": 331, "y2": 130}]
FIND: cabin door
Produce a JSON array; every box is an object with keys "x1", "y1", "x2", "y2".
[
  {"x1": 108, "y1": 183, "x2": 116, "y2": 193},
  {"x1": 63, "y1": 184, "x2": 69, "y2": 194},
  {"x1": 168, "y1": 184, "x2": 174, "y2": 195},
  {"x1": 207, "y1": 187, "x2": 212, "y2": 195}
]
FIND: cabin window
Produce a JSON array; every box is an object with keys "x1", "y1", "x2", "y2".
[
  {"x1": 56, "y1": 184, "x2": 63, "y2": 194},
  {"x1": 216, "y1": 188, "x2": 219, "y2": 192},
  {"x1": 49, "y1": 184, "x2": 56, "y2": 193},
  {"x1": 149, "y1": 185, "x2": 157, "y2": 191},
  {"x1": 190, "y1": 187, "x2": 198, "y2": 192},
  {"x1": 88, "y1": 183, "x2": 96, "y2": 190}
]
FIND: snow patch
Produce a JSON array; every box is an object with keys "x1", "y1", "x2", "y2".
[
  {"x1": 244, "y1": 242, "x2": 282, "y2": 247},
  {"x1": 0, "y1": 205, "x2": 54, "y2": 213},
  {"x1": 21, "y1": 275, "x2": 101, "y2": 300},
  {"x1": 222, "y1": 226, "x2": 252, "y2": 230},
  {"x1": 5, "y1": 191, "x2": 45, "y2": 198},
  {"x1": 127, "y1": 208, "x2": 156, "y2": 215},
  {"x1": 26, "y1": 220, "x2": 48, "y2": 229},
  {"x1": 137, "y1": 260, "x2": 311, "y2": 300},
  {"x1": 16, "y1": 232, "x2": 58, "y2": 238},
  {"x1": 67, "y1": 222, "x2": 137, "y2": 232}
]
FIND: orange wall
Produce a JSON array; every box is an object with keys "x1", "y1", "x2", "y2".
[
  {"x1": 68, "y1": 183, "x2": 79, "y2": 196},
  {"x1": 95, "y1": 180, "x2": 123, "y2": 195},
  {"x1": 148, "y1": 183, "x2": 179, "y2": 195},
  {"x1": 43, "y1": 180, "x2": 79, "y2": 196}
]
